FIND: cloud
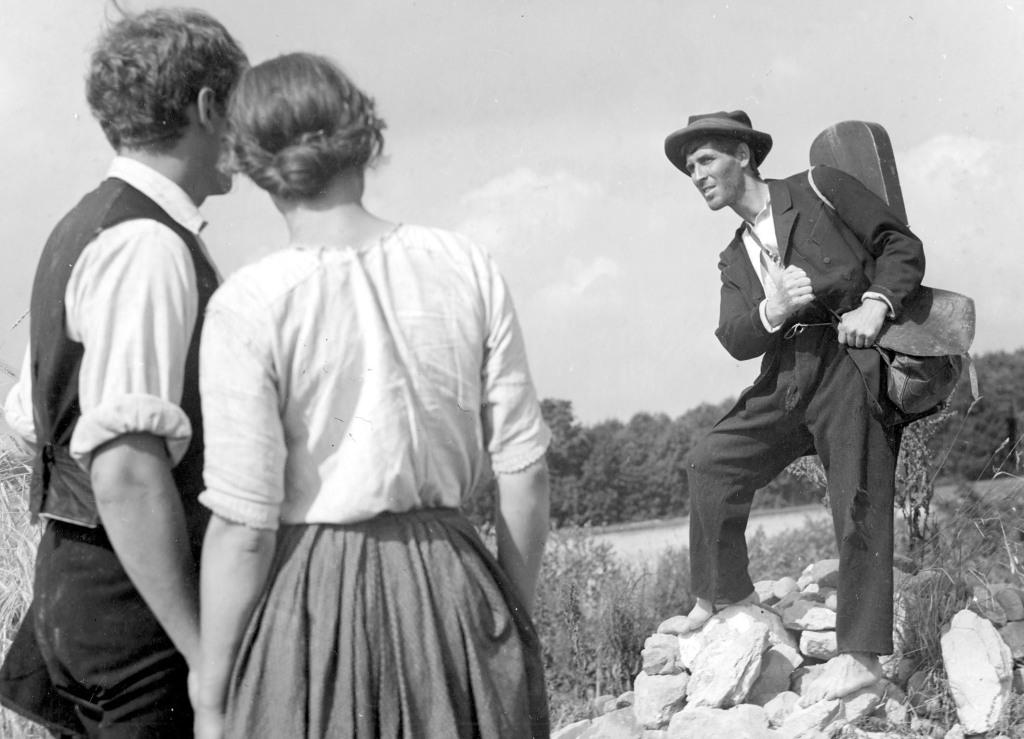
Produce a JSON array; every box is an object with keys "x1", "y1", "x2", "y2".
[
  {"x1": 899, "y1": 133, "x2": 1024, "y2": 353},
  {"x1": 455, "y1": 167, "x2": 603, "y2": 258},
  {"x1": 536, "y1": 255, "x2": 622, "y2": 312}
]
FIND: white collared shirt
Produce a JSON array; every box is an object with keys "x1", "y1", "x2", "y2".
[
  {"x1": 197, "y1": 225, "x2": 551, "y2": 529},
  {"x1": 740, "y1": 199, "x2": 784, "y2": 333},
  {"x1": 3, "y1": 156, "x2": 213, "y2": 469}
]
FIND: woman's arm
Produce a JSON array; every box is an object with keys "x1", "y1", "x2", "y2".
[
  {"x1": 494, "y1": 459, "x2": 550, "y2": 616},
  {"x1": 193, "y1": 514, "x2": 276, "y2": 739}
]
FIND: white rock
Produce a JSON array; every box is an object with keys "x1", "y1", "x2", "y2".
[
  {"x1": 802, "y1": 583, "x2": 821, "y2": 598},
  {"x1": 642, "y1": 633, "x2": 683, "y2": 675},
  {"x1": 755, "y1": 579, "x2": 778, "y2": 605},
  {"x1": 972, "y1": 586, "x2": 1008, "y2": 626},
  {"x1": 773, "y1": 576, "x2": 799, "y2": 601},
  {"x1": 778, "y1": 698, "x2": 841, "y2": 738},
  {"x1": 763, "y1": 691, "x2": 800, "y2": 728},
  {"x1": 781, "y1": 599, "x2": 819, "y2": 630},
  {"x1": 633, "y1": 671, "x2": 690, "y2": 729},
  {"x1": 686, "y1": 620, "x2": 770, "y2": 708},
  {"x1": 792, "y1": 606, "x2": 837, "y2": 631},
  {"x1": 870, "y1": 683, "x2": 910, "y2": 727},
  {"x1": 797, "y1": 562, "x2": 816, "y2": 589},
  {"x1": 824, "y1": 683, "x2": 885, "y2": 734},
  {"x1": 579, "y1": 706, "x2": 641, "y2": 737},
  {"x1": 704, "y1": 603, "x2": 799, "y2": 651},
  {"x1": 551, "y1": 719, "x2": 590, "y2": 739},
  {"x1": 799, "y1": 629, "x2": 838, "y2": 660},
  {"x1": 747, "y1": 643, "x2": 802, "y2": 706},
  {"x1": 940, "y1": 609, "x2": 1013, "y2": 735},
  {"x1": 677, "y1": 631, "x2": 704, "y2": 672},
  {"x1": 994, "y1": 586, "x2": 1024, "y2": 621},
  {"x1": 667, "y1": 704, "x2": 776, "y2": 738},
  {"x1": 997, "y1": 620, "x2": 1024, "y2": 660},
  {"x1": 806, "y1": 559, "x2": 840, "y2": 588}
]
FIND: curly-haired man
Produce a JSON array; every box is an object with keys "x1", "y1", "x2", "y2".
[{"x1": 0, "y1": 8, "x2": 246, "y2": 736}]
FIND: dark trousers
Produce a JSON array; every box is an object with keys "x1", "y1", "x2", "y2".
[
  {"x1": 0, "y1": 521, "x2": 192, "y2": 737},
  {"x1": 687, "y1": 328, "x2": 898, "y2": 655}
]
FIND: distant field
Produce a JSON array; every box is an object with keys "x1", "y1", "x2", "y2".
[
  {"x1": 577, "y1": 504, "x2": 831, "y2": 565},
  {"x1": 574, "y1": 479, "x2": 994, "y2": 566}
]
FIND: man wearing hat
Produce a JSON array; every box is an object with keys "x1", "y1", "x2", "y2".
[{"x1": 664, "y1": 111, "x2": 925, "y2": 703}]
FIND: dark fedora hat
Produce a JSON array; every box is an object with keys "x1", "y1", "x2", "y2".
[{"x1": 664, "y1": 110, "x2": 773, "y2": 174}]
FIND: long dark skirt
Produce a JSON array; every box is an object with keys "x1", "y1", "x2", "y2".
[{"x1": 224, "y1": 508, "x2": 549, "y2": 738}]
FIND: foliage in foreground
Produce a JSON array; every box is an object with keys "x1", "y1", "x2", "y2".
[
  {"x1": 3, "y1": 439, "x2": 1023, "y2": 736},
  {"x1": 534, "y1": 472, "x2": 1024, "y2": 734},
  {"x1": 0, "y1": 446, "x2": 46, "y2": 739}
]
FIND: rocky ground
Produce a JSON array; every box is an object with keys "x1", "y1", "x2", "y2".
[{"x1": 552, "y1": 559, "x2": 1024, "y2": 739}]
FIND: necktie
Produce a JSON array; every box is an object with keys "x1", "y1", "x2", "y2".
[{"x1": 748, "y1": 225, "x2": 780, "y2": 297}]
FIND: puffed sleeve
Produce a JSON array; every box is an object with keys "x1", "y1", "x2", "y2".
[
  {"x1": 478, "y1": 252, "x2": 551, "y2": 474},
  {"x1": 67, "y1": 220, "x2": 198, "y2": 469},
  {"x1": 3, "y1": 348, "x2": 36, "y2": 449},
  {"x1": 198, "y1": 280, "x2": 287, "y2": 530}
]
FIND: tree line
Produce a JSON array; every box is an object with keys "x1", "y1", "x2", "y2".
[{"x1": 463, "y1": 348, "x2": 1024, "y2": 529}]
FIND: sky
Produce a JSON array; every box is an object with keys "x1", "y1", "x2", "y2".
[{"x1": 1, "y1": 0, "x2": 1022, "y2": 424}]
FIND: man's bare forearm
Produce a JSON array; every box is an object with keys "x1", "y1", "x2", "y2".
[{"x1": 91, "y1": 432, "x2": 200, "y2": 667}]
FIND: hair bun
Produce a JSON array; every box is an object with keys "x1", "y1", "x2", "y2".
[{"x1": 222, "y1": 53, "x2": 385, "y2": 199}]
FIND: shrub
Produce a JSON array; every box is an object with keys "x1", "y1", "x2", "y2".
[
  {"x1": 532, "y1": 530, "x2": 693, "y2": 726},
  {"x1": 0, "y1": 445, "x2": 46, "y2": 739},
  {"x1": 746, "y1": 514, "x2": 836, "y2": 582}
]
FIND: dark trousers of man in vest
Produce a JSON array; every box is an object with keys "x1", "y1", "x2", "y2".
[
  {"x1": 686, "y1": 325, "x2": 899, "y2": 655},
  {"x1": 0, "y1": 523, "x2": 193, "y2": 738}
]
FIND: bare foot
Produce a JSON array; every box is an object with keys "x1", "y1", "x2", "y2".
[
  {"x1": 680, "y1": 598, "x2": 715, "y2": 633},
  {"x1": 798, "y1": 652, "x2": 883, "y2": 707},
  {"x1": 675, "y1": 592, "x2": 759, "y2": 634}
]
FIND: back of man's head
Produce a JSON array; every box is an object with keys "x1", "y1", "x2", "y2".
[{"x1": 87, "y1": 7, "x2": 247, "y2": 153}]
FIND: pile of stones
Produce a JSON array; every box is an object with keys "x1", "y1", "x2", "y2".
[{"x1": 552, "y1": 558, "x2": 1024, "y2": 739}]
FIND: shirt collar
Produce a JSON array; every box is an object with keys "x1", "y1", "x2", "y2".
[
  {"x1": 106, "y1": 156, "x2": 207, "y2": 235},
  {"x1": 745, "y1": 197, "x2": 773, "y2": 229}
]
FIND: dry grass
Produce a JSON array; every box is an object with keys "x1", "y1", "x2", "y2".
[{"x1": 0, "y1": 441, "x2": 47, "y2": 739}]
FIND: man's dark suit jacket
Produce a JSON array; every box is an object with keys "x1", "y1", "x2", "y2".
[{"x1": 713, "y1": 164, "x2": 925, "y2": 411}]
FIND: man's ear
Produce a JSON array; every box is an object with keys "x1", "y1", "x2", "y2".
[
  {"x1": 736, "y1": 141, "x2": 752, "y2": 168},
  {"x1": 196, "y1": 87, "x2": 219, "y2": 131}
]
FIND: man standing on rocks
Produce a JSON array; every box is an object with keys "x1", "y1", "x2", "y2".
[
  {"x1": 663, "y1": 111, "x2": 925, "y2": 703},
  {"x1": 0, "y1": 9, "x2": 246, "y2": 736}
]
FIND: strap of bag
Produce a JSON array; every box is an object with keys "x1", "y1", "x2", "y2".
[{"x1": 807, "y1": 166, "x2": 836, "y2": 210}]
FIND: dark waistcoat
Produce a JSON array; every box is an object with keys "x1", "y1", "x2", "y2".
[{"x1": 28, "y1": 177, "x2": 218, "y2": 553}]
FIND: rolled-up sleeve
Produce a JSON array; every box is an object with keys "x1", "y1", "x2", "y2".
[
  {"x1": 3, "y1": 349, "x2": 36, "y2": 449},
  {"x1": 67, "y1": 220, "x2": 197, "y2": 469},
  {"x1": 479, "y1": 257, "x2": 551, "y2": 474},
  {"x1": 198, "y1": 284, "x2": 287, "y2": 530}
]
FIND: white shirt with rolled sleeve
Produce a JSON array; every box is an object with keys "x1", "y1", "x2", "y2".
[
  {"x1": 198, "y1": 224, "x2": 551, "y2": 530},
  {"x1": 2, "y1": 157, "x2": 213, "y2": 471}
]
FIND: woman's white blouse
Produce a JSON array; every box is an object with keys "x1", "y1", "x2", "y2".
[{"x1": 198, "y1": 225, "x2": 550, "y2": 530}]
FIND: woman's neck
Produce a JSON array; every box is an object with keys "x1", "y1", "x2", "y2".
[{"x1": 275, "y1": 172, "x2": 395, "y2": 248}]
